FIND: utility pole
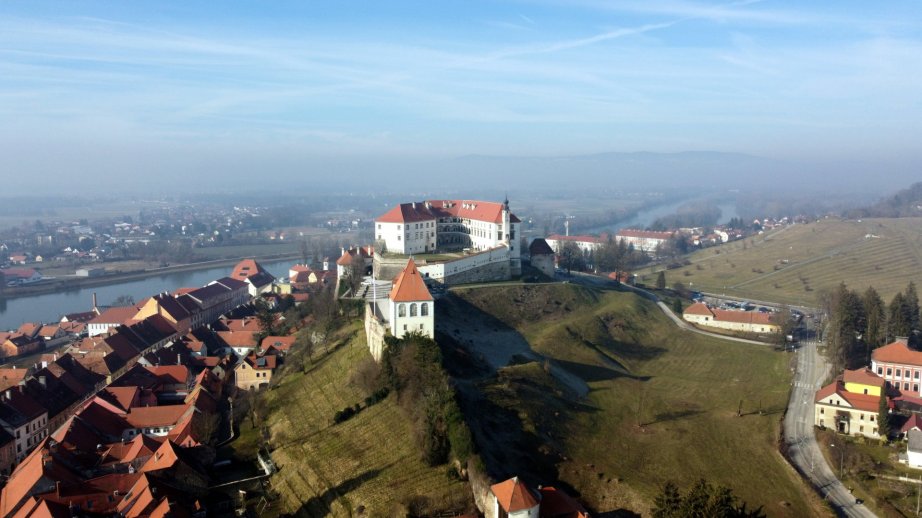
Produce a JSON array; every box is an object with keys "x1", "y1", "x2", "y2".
[{"x1": 916, "y1": 473, "x2": 920, "y2": 515}]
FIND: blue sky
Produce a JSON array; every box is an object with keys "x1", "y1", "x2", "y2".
[{"x1": 1, "y1": 1, "x2": 920, "y2": 192}]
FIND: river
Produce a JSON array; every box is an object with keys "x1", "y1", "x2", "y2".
[
  {"x1": 580, "y1": 199, "x2": 738, "y2": 235},
  {"x1": 0, "y1": 260, "x2": 295, "y2": 330}
]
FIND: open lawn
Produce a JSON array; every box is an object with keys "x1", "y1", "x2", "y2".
[
  {"x1": 646, "y1": 218, "x2": 922, "y2": 306},
  {"x1": 448, "y1": 284, "x2": 825, "y2": 516},
  {"x1": 259, "y1": 323, "x2": 470, "y2": 517},
  {"x1": 193, "y1": 242, "x2": 302, "y2": 260}
]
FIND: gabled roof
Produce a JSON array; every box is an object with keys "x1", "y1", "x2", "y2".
[
  {"x1": 529, "y1": 238, "x2": 554, "y2": 255},
  {"x1": 89, "y1": 306, "x2": 140, "y2": 326},
  {"x1": 231, "y1": 259, "x2": 268, "y2": 280},
  {"x1": 902, "y1": 413, "x2": 922, "y2": 434},
  {"x1": 814, "y1": 380, "x2": 879, "y2": 412},
  {"x1": 683, "y1": 302, "x2": 714, "y2": 317},
  {"x1": 843, "y1": 367, "x2": 885, "y2": 389},
  {"x1": 377, "y1": 199, "x2": 519, "y2": 225},
  {"x1": 260, "y1": 335, "x2": 295, "y2": 351},
  {"x1": 872, "y1": 340, "x2": 922, "y2": 367},
  {"x1": 711, "y1": 309, "x2": 775, "y2": 326},
  {"x1": 389, "y1": 259, "x2": 432, "y2": 303},
  {"x1": 491, "y1": 476, "x2": 539, "y2": 513}
]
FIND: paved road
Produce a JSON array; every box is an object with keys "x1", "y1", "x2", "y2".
[
  {"x1": 571, "y1": 271, "x2": 877, "y2": 516},
  {"x1": 783, "y1": 340, "x2": 876, "y2": 517}
]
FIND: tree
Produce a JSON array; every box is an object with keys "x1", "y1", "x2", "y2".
[
  {"x1": 558, "y1": 241, "x2": 585, "y2": 274},
  {"x1": 774, "y1": 306, "x2": 797, "y2": 347},
  {"x1": 255, "y1": 301, "x2": 277, "y2": 339},
  {"x1": 299, "y1": 238, "x2": 310, "y2": 265},
  {"x1": 656, "y1": 271, "x2": 666, "y2": 290},
  {"x1": 652, "y1": 479, "x2": 765, "y2": 518},
  {"x1": 111, "y1": 295, "x2": 135, "y2": 307},
  {"x1": 862, "y1": 287, "x2": 887, "y2": 354},
  {"x1": 652, "y1": 481, "x2": 682, "y2": 518},
  {"x1": 878, "y1": 389, "x2": 891, "y2": 440},
  {"x1": 889, "y1": 292, "x2": 910, "y2": 339}
]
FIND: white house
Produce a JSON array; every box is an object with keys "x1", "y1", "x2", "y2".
[
  {"x1": 375, "y1": 199, "x2": 521, "y2": 265},
  {"x1": 388, "y1": 259, "x2": 434, "y2": 340},
  {"x1": 871, "y1": 339, "x2": 922, "y2": 397},
  {"x1": 490, "y1": 477, "x2": 540, "y2": 518},
  {"x1": 908, "y1": 429, "x2": 922, "y2": 468}
]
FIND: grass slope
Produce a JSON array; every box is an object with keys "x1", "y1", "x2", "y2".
[
  {"x1": 260, "y1": 323, "x2": 469, "y2": 517},
  {"x1": 646, "y1": 217, "x2": 922, "y2": 306},
  {"x1": 450, "y1": 284, "x2": 823, "y2": 517}
]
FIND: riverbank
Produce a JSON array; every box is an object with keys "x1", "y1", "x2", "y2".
[{"x1": 0, "y1": 252, "x2": 303, "y2": 300}]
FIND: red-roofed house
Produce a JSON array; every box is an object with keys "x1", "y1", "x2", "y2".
[
  {"x1": 872, "y1": 339, "x2": 922, "y2": 396},
  {"x1": 88, "y1": 306, "x2": 141, "y2": 337},
  {"x1": 814, "y1": 369, "x2": 886, "y2": 439},
  {"x1": 388, "y1": 259, "x2": 433, "y2": 340},
  {"x1": 491, "y1": 476, "x2": 540, "y2": 518},
  {"x1": 231, "y1": 259, "x2": 276, "y2": 297},
  {"x1": 682, "y1": 303, "x2": 780, "y2": 334},
  {"x1": 615, "y1": 229, "x2": 675, "y2": 254},
  {"x1": 375, "y1": 198, "x2": 522, "y2": 273},
  {"x1": 234, "y1": 352, "x2": 276, "y2": 391}
]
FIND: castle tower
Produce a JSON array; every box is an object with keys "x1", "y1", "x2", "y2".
[{"x1": 388, "y1": 259, "x2": 434, "y2": 339}]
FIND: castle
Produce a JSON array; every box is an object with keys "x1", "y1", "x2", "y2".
[
  {"x1": 364, "y1": 258, "x2": 434, "y2": 362},
  {"x1": 372, "y1": 198, "x2": 522, "y2": 284}
]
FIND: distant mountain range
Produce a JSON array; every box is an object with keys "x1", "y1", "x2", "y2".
[{"x1": 440, "y1": 151, "x2": 790, "y2": 191}]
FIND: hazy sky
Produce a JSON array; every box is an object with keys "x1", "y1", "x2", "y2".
[{"x1": 1, "y1": 1, "x2": 920, "y2": 193}]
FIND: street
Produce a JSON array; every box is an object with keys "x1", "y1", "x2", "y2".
[{"x1": 783, "y1": 339, "x2": 877, "y2": 517}]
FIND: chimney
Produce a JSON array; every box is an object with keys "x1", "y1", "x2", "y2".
[
  {"x1": 38, "y1": 376, "x2": 46, "y2": 388},
  {"x1": 4, "y1": 389, "x2": 9, "y2": 400}
]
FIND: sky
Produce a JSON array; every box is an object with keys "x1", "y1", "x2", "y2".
[{"x1": 1, "y1": 1, "x2": 921, "y2": 194}]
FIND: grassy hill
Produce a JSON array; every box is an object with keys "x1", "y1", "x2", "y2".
[
  {"x1": 256, "y1": 322, "x2": 471, "y2": 517},
  {"x1": 642, "y1": 217, "x2": 922, "y2": 306},
  {"x1": 442, "y1": 284, "x2": 825, "y2": 517}
]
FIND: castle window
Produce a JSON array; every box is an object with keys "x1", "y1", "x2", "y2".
[
  {"x1": 421, "y1": 303, "x2": 429, "y2": 316},
  {"x1": 410, "y1": 303, "x2": 418, "y2": 317},
  {"x1": 398, "y1": 304, "x2": 406, "y2": 317}
]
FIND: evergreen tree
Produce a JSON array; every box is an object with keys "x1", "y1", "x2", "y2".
[
  {"x1": 889, "y1": 292, "x2": 910, "y2": 339},
  {"x1": 862, "y1": 287, "x2": 887, "y2": 353},
  {"x1": 878, "y1": 389, "x2": 891, "y2": 439},
  {"x1": 656, "y1": 271, "x2": 667, "y2": 290},
  {"x1": 906, "y1": 281, "x2": 921, "y2": 331},
  {"x1": 652, "y1": 481, "x2": 682, "y2": 518}
]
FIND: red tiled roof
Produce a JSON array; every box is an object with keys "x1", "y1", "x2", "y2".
[
  {"x1": 872, "y1": 340, "x2": 922, "y2": 367},
  {"x1": 145, "y1": 365, "x2": 189, "y2": 385},
  {"x1": 491, "y1": 477, "x2": 539, "y2": 513},
  {"x1": 99, "y1": 386, "x2": 140, "y2": 412},
  {"x1": 260, "y1": 335, "x2": 295, "y2": 351},
  {"x1": 903, "y1": 413, "x2": 922, "y2": 434},
  {"x1": 683, "y1": 302, "x2": 714, "y2": 317},
  {"x1": 217, "y1": 330, "x2": 258, "y2": 348},
  {"x1": 711, "y1": 309, "x2": 775, "y2": 326},
  {"x1": 378, "y1": 200, "x2": 517, "y2": 225},
  {"x1": 814, "y1": 380, "x2": 879, "y2": 412},
  {"x1": 842, "y1": 368, "x2": 885, "y2": 388},
  {"x1": 231, "y1": 259, "x2": 268, "y2": 280},
  {"x1": 538, "y1": 486, "x2": 589, "y2": 518},
  {"x1": 389, "y1": 259, "x2": 432, "y2": 303},
  {"x1": 125, "y1": 405, "x2": 189, "y2": 429},
  {"x1": 89, "y1": 306, "x2": 140, "y2": 326}
]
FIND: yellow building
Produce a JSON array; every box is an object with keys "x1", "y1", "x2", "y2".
[
  {"x1": 234, "y1": 352, "x2": 276, "y2": 391},
  {"x1": 814, "y1": 368, "x2": 886, "y2": 439}
]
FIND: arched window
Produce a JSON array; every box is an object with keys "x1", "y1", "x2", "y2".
[
  {"x1": 398, "y1": 304, "x2": 406, "y2": 317},
  {"x1": 410, "y1": 303, "x2": 418, "y2": 317},
  {"x1": 421, "y1": 303, "x2": 429, "y2": 316}
]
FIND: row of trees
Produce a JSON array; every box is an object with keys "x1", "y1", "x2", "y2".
[
  {"x1": 380, "y1": 334, "x2": 474, "y2": 466},
  {"x1": 557, "y1": 237, "x2": 652, "y2": 275},
  {"x1": 652, "y1": 479, "x2": 765, "y2": 517},
  {"x1": 822, "y1": 281, "x2": 921, "y2": 371}
]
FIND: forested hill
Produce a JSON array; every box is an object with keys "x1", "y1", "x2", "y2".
[{"x1": 846, "y1": 182, "x2": 922, "y2": 218}]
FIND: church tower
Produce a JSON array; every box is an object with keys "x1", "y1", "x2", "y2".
[{"x1": 388, "y1": 259, "x2": 434, "y2": 339}]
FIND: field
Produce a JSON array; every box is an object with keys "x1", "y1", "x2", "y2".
[
  {"x1": 646, "y1": 218, "x2": 922, "y2": 306},
  {"x1": 257, "y1": 323, "x2": 470, "y2": 517},
  {"x1": 443, "y1": 284, "x2": 825, "y2": 516}
]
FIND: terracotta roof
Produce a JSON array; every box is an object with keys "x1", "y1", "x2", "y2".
[
  {"x1": 89, "y1": 306, "x2": 140, "y2": 326},
  {"x1": 711, "y1": 309, "x2": 775, "y2": 326},
  {"x1": 903, "y1": 413, "x2": 922, "y2": 434},
  {"x1": 872, "y1": 340, "x2": 922, "y2": 367},
  {"x1": 145, "y1": 365, "x2": 189, "y2": 385},
  {"x1": 17, "y1": 323, "x2": 42, "y2": 338},
  {"x1": 814, "y1": 380, "x2": 879, "y2": 412},
  {"x1": 683, "y1": 302, "x2": 714, "y2": 317},
  {"x1": 125, "y1": 405, "x2": 189, "y2": 429},
  {"x1": 529, "y1": 238, "x2": 554, "y2": 255},
  {"x1": 231, "y1": 259, "x2": 268, "y2": 280},
  {"x1": 61, "y1": 310, "x2": 98, "y2": 323},
  {"x1": 843, "y1": 367, "x2": 885, "y2": 388},
  {"x1": 0, "y1": 368, "x2": 29, "y2": 391},
  {"x1": 491, "y1": 476, "x2": 539, "y2": 513},
  {"x1": 260, "y1": 335, "x2": 295, "y2": 351},
  {"x1": 99, "y1": 386, "x2": 141, "y2": 412},
  {"x1": 538, "y1": 486, "x2": 589, "y2": 518},
  {"x1": 389, "y1": 259, "x2": 433, "y2": 302},
  {"x1": 377, "y1": 199, "x2": 518, "y2": 225},
  {"x1": 217, "y1": 330, "x2": 258, "y2": 348}
]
